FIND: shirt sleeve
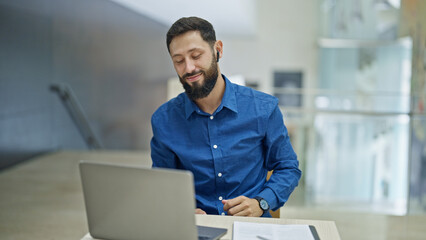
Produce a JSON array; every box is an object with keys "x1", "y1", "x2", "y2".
[
  {"x1": 150, "y1": 114, "x2": 178, "y2": 169},
  {"x1": 257, "y1": 104, "x2": 302, "y2": 211}
]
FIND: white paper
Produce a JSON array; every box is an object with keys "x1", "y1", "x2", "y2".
[{"x1": 233, "y1": 221, "x2": 316, "y2": 240}]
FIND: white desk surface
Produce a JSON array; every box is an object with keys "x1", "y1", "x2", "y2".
[{"x1": 81, "y1": 214, "x2": 341, "y2": 240}]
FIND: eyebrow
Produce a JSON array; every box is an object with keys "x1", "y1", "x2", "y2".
[{"x1": 171, "y1": 47, "x2": 203, "y2": 58}]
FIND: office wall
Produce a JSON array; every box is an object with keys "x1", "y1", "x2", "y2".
[
  {"x1": 0, "y1": 0, "x2": 174, "y2": 169},
  {"x1": 220, "y1": 0, "x2": 319, "y2": 94},
  {"x1": 0, "y1": 1, "x2": 67, "y2": 168}
]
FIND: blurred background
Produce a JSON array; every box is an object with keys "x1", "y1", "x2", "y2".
[{"x1": 1, "y1": 0, "x2": 426, "y2": 239}]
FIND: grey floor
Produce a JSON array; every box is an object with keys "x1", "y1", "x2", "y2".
[{"x1": 1, "y1": 151, "x2": 425, "y2": 240}]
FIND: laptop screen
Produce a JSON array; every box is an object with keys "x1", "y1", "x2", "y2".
[{"x1": 80, "y1": 161, "x2": 200, "y2": 240}]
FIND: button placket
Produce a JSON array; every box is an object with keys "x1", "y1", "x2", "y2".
[{"x1": 207, "y1": 112, "x2": 225, "y2": 214}]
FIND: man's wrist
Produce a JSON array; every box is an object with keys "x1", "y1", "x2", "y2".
[
  {"x1": 256, "y1": 188, "x2": 279, "y2": 211},
  {"x1": 254, "y1": 196, "x2": 270, "y2": 216}
]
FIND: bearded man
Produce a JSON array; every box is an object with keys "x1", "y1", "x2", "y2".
[{"x1": 150, "y1": 17, "x2": 301, "y2": 217}]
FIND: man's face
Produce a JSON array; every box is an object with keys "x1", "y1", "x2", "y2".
[{"x1": 169, "y1": 31, "x2": 218, "y2": 101}]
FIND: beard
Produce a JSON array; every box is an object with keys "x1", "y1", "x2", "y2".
[{"x1": 179, "y1": 55, "x2": 218, "y2": 101}]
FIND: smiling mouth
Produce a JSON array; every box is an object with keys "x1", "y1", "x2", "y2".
[{"x1": 186, "y1": 73, "x2": 202, "y2": 82}]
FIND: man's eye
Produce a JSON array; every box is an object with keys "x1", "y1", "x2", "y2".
[
  {"x1": 193, "y1": 55, "x2": 201, "y2": 59},
  {"x1": 175, "y1": 60, "x2": 184, "y2": 64}
]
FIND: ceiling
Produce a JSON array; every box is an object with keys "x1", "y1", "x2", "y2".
[{"x1": 110, "y1": 0, "x2": 257, "y2": 37}]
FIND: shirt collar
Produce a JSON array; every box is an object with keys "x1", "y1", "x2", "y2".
[
  {"x1": 221, "y1": 75, "x2": 238, "y2": 114},
  {"x1": 184, "y1": 74, "x2": 238, "y2": 119}
]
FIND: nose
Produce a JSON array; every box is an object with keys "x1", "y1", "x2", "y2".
[{"x1": 184, "y1": 59, "x2": 196, "y2": 74}]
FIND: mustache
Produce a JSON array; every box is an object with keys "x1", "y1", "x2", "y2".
[{"x1": 182, "y1": 70, "x2": 203, "y2": 80}]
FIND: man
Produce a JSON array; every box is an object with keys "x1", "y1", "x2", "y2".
[{"x1": 151, "y1": 17, "x2": 301, "y2": 217}]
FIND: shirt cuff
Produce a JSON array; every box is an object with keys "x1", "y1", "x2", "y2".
[{"x1": 257, "y1": 187, "x2": 280, "y2": 211}]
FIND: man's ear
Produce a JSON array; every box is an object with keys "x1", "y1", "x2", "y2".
[{"x1": 215, "y1": 40, "x2": 223, "y2": 62}]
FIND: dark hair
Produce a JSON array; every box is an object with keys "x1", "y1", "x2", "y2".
[{"x1": 166, "y1": 17, "x2": 216, "y2": 53}]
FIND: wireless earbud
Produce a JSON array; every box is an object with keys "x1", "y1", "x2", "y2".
[{"x1": 216, "y1": 51, "x2": 220, "y2": 62}]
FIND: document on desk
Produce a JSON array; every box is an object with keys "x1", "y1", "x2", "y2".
[{"x1": 233, "y1": 221, "x2": 320, "y2": 240}]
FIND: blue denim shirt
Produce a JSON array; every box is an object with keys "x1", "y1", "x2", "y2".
[{"x1": 151, "y1": 75, "x2": 301, "y2": 217}]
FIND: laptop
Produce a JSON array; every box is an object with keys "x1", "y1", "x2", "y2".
[{"x1": 79, "y1": 161, "x2": 227, "y2": 240}]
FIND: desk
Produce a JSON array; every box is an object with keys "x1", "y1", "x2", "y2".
[{"x1": 81, "y1": 214, "x2": 341, "y2": 240}]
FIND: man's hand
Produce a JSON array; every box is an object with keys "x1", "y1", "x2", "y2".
[
  {"x1": 195, "y1": 208, "x2": 207, "y2": 215},
  {"x1": 222, "y1": 196, "x2": 263, "y2": 217}
]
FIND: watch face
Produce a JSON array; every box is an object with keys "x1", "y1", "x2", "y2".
[{"x1": 260, "y1": 199, "x2": 269, "y2": 210}]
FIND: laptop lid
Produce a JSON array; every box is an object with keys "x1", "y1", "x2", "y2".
[{"x1": 79, "y1": 161, "x2": 199, "y2": 240}]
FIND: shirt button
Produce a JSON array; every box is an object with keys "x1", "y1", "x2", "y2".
[
  {"x1": 218, "y1": 196, "x2": 223, "y2": 201},
  {"x1": 210, "y1": 116, "x2": 214, "y2": 120},
  {"x1": 218, "y1": 173, "x2": 222, "y2": 177},
  {"x1": 221, "y1": 212, "x2": 225, "y2": 216},
  {"x1": 213, "y1": 145, "x2": 218, "y2": 149}
]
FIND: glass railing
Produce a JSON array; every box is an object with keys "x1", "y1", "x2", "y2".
[{"x1": 278, "y1": 89, "x2": 426, "y2": 215}]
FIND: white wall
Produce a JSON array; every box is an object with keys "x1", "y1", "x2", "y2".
[{"x1": 219, "y1": 0, "x2": 320, "y2": 95}]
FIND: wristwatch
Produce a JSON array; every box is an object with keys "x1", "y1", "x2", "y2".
[{"x1": 254, "y1": 196, "x2": 270, "y2": 215}]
